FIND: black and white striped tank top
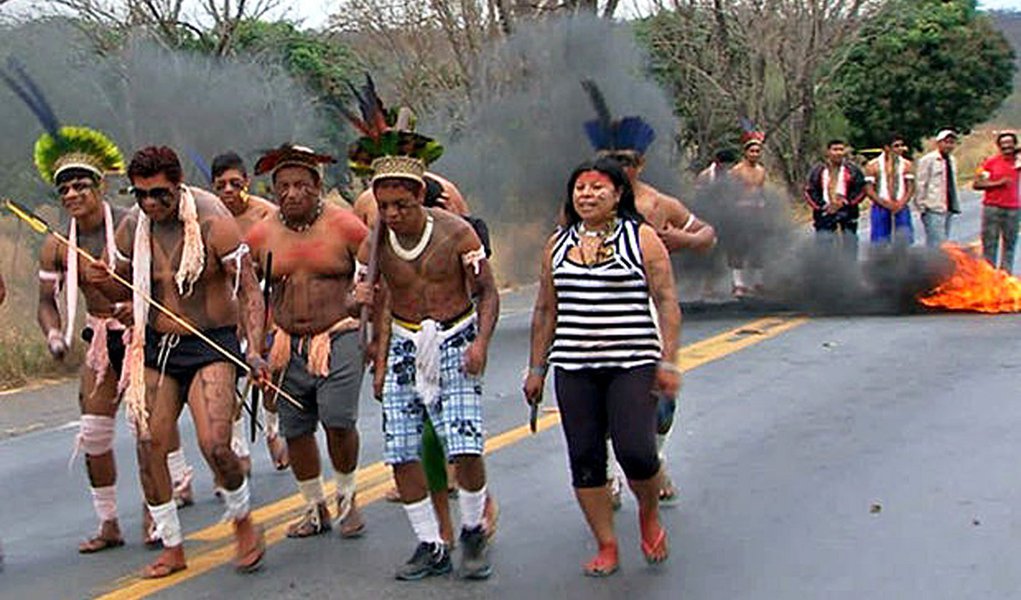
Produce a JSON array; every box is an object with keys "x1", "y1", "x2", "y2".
[{"x1": 548, "y1": 219, "x2": 661, "y2": 371}]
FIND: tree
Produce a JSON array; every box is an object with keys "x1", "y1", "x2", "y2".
[
  {"x1": 39, "y1": 0, "x2": 281, "y2": 54},
  {"x1": 834, "y1": 0, "x2": 1016, "y2": 150},
  {"x1": 638, "y1": 0, "x2": 886, "y2": 194}
]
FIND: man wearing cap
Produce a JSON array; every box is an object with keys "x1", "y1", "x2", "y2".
[
  {"x1": 211, "y1": 151, "x2": 289, "y2": 473},
  {"x1": 100, "y1": 146, "x2": 268, "y2": 577},
  {"x1": 974, "y1": 131, "x2": 1021, "y2": 272},
  {"x1": 354, "y1": 150, "x2": 499, "y2": 581},
  {"x1": 244, "y1": 145, "x2": 369, "y2": 539},
  {"x1": 864, "y1": 134, "x2": 915, "y2": 245},
  {"x1": 914, "y1": 129, "x2": 961, "y2": 247},
  {"x1": 729, "y1": 132, "x2": 768, "y2": 296}
]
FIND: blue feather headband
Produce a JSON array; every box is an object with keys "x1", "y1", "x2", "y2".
[{"x1": 581, "y1": 79, "x2": 656, "y2": 155}]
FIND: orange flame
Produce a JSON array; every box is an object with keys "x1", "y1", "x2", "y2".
[{"x1": 919, "y1": 243, "x2": 1021, "y2": 313}]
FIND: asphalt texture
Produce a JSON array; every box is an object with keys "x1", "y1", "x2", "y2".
[{"x1": 2, "y1": 193, "x2": 1020, "y2": 599}]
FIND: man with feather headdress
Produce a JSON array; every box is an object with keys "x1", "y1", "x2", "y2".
[
  {"x1": 244, "y1": 143, "x2": 370, "y2": 540},
  {"x1": 581, "y1": 80, "x2": 716, "y2": 255},
  {"x1": 347, "y1": 77, "x2": 497, "y2": 547},
  {"x1": 33, "y1": 125, "x2": 137, "y2": 553},
  {"x1": 349, "y1": 74, "x2": 499, "y2": 581},
  {"x1": 728, "y1": 121, "x2": 769, "y2": 297},
  {"x1": 0, "y1": 61, "x2": 197, "y2": 553}
]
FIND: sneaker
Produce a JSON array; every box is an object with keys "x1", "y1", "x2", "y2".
[
  {"x1": 458, "y1": 526, "x2": 492, "y2": 580},
  {"x1": 395, "y1": 542, "x2": 451, "y2": 581}
]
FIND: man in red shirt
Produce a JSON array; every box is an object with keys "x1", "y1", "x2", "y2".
[{"x1": 974, "y1": 131, "x2": 1021, "y2": 273}]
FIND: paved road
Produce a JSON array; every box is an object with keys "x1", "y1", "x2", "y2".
[{"x1": 4, "y1": 194, "x2": 1019, "y2": 599}]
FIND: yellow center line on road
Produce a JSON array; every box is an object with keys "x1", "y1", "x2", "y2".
[{"x1": 95, "y1": 314, "x2": 807, "y2": 600}]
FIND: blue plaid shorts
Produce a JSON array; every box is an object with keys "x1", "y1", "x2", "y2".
[{"x1": 381, "y1": 319, "x2": 485, "y2": 465}]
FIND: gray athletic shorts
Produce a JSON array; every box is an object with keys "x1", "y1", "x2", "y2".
[{"x1": 278, "y1": 329, "x2": 363, "y2": 438}]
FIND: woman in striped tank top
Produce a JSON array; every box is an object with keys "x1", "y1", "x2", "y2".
[{"x1": 524, "y1": 157, "x2": 681, "y2": 576}]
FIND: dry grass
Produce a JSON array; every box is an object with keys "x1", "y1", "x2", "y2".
[{"x1": 0, "y1": 213, "x2": 81, "y2": 390}]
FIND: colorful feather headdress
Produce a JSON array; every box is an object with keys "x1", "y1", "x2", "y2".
[
  {"x1": 254, "y1": 144, "x2": 336, "y2": 179},
  {"x1": 342, "y1": 74, "x2": 443, "y2": 185},
  {"x1": 739, "y1": 116, "x2": 765, "y2": 149},
  {"x1": 0, "y1": 58, "x2": 124, "y2": 183},
  {"x1": 581, "y1": 79, "x2": 656, "y2": 156}
]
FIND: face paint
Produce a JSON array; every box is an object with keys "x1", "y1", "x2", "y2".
[{"x1": 575, "y1": 171, "x2": 614, "y2": 188}]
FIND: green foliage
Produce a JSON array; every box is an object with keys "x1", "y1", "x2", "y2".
[
  {"x1": 231, "y1": 20, "x2": 362, "y2": 111},
  {"x1": 834, "y1": 0, "x2": 1016, "y2": 150}
]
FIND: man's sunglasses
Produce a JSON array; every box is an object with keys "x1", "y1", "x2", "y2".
[
  {"x1": 56, "y1": 180, "x2": 95, "y2": 197},
  {"x1": 130, "y1": 186, "x2": 175, "y2": 204}
]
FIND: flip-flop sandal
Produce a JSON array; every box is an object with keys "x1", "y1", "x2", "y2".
[
  {"x1": 235, "y1": 530, "x2": 266, "y2": 574},
  {"x1": 583, "y1": 546, "x2": 619, "y2": 578},
  {"x1": 641, "y1": 527, "x2": 669, "y2": 565},
  {"x1": 78, "y1": 536, "x2": 125, "y2": 554},
  {"x1": 142, "y1": 555, "x2": 187, "y2": 579}
]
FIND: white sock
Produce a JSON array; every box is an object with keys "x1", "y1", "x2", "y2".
[
  {"x1": 297, "y1": 476, "x2": 325, "y2": 506},
  {"x1": 753, "y1": 268, "x2": 765, "y2": 287},
  {"x1": 147, "y1": 500, "x2": 183, "y2": 547},
  {"x1": 458, "y1": 486, "x2": 487, "y2": 530},
  {"x1": 334, "y1": 470, "x2": 356, "y2": 501},
  {"x1": 404, "y1": 497, "x2": 442, "y2": 545},
  {"x1": 166, "y1": 448, "x2": 192, "y2": 487},
  {"x1": 231, "y1": 418, "x2": 251, "y2": 459},
  {"x1": 222, "y1": 478, "x2": 251, "y2": 522},
  {"x1": 733, "y1": 269, "x2": 748, "y2": 288},
  {"x1": 91, "y1": 485, "x2": 118, "y2": 522}
]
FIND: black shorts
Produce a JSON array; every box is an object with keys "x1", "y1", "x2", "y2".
[
  {"x1": 82, "y1": 326, "x2": 127, "y2": 378},
  {"x1": 144, "y1": 326, "x2": 240, "y2": 392}
]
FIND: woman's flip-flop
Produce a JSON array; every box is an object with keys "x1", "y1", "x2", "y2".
[
  {"x1": 583, "y1": 542, "x2": 619, "y2": 577},
  {"x1": 641, "y1": 527, "x2": 669, "y2": 565}
]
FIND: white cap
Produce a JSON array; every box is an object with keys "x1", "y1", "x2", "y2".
[{"x1": 935, "y1": 129, "x2": 958, "y2": 142}]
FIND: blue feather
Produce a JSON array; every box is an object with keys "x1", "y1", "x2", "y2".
[
  {"x1": 4, "y1": 58, "x2": 61, "y2": 139},
  {"x1": 613, "y1": 117, "x2": 656, "y2": 154},
  {"x1": 584, "y1": 119, "x2": 613, "y2": 151},
  {"x1": 185, "y1": 147, "x2": 212, "y2": 184}
]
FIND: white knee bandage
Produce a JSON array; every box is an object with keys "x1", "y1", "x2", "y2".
[{"x1": 78, "y1": 415, "x2": 116, "y2": 457}]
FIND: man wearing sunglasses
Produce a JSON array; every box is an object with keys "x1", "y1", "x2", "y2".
[
  {"x1": 33, "y1": 127, "x2": 147, "y2": 554},
  {"x1": 97, "y1": 146, "x2": 269, "y2": 578},
  {"x1": 864, "y1": 134, "x2": 915, "y2": 245},
  {"x1": 211, "y1": 152, "x2": 289, "y2": 473}
]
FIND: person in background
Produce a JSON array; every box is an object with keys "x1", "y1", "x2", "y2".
[
  {"x1": 914, "y1": 129, "x2": 961, "y2": 247},
  {"x1": 973, "y1": 131, "x2": 1021, "y2": 273}
]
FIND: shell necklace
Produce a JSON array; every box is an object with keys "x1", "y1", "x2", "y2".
[{"x1": 389, "y1": 213, "x2": 434, "y2": 261}]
